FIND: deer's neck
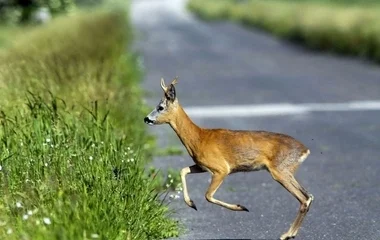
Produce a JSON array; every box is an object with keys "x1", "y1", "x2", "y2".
[{"x1": 169, "y1": 105, "x2": 202, "y2": 158}]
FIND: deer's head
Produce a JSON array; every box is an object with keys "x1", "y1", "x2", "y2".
[{"x1": 144, "y1": 77, "x2": 179, "y2": 125}]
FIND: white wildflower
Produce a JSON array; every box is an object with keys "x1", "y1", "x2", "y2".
[
  {"x1": 174, "y1": 195, "x2": 180, "y2": 199},
  {"x1": 27, "y1": 210, "x2": 33, "y2": 215},
  {"x1": 50, "y1": 144, "x2": 54, "y2": 148},
  {"x1": 16, "y1": 202, "x2": 22, "y2": 208},
  {"x1": 91, "y1": 233, "x2": 100, "y2": 239},
  {"x1": 20, "y1": 142, "x2": 23, "y2": 146},
  {"x1": 177, "y1": 191, "x2": 181, "y2": 195},
  {"x1": 170, "y1": 179, "x2": 173, "y2": 183},
  {"x1": 130, "y1": 158, "x2": 134, "y2": 162},
  {"x1": 91, "y1": 143, "x2": 95, "y2": 148},
  {"x1": 7, "y1": 228, "x2": 12, "y2": 235},
  {"x1": 23, "y1": 214, "x2": 29, "y2": 220},
  {"x1": 168, "y1": 174, "x2": 172, "y2": 178},
  {"x1": 36, "y1": 220, "x2": 40, "y2": 225},
  {"x1": 46, "y1": 138, "x2": 51, "y2": 143},
  {"x1": 0, "y1": 165, "x2": 2, "y2": 171},
  {"x1": 89, "y1": 156, "x2": 93, "y2": 161},
  {"x1": 44, "y1": 162, "x2": 48, "y2": 167},
  {"x1": 43, "y1": 217, "x2": 51, "y2": 225},
  {"x1": 166, "y1": 184, "x2": 170, "y2": 188},
  {"x1": 169, "y1": 194, "x2": 174, "y2": 199}
]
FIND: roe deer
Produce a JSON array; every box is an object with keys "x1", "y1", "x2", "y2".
[{"x1": 144, "y1": 78, "x2": 314, "y2": 240}]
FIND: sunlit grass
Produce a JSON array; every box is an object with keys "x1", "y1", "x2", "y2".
[
  {"x1": 188, "y1": 0, "x2": 380, "y2": 63},
  {"x1": 0, "y1": 6, "x2": 179, "y2": 240},
  {"x1": 278, "y1": 0, "x2": 380, "y2": 5},
  {"x1": 0, "y1": 94, "x2": 178, "y2": 240},
  {"x1": 0, "y1": 26, "x2": 23, "y2": 49}
]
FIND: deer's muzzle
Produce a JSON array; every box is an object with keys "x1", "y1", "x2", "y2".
[{"x1": 144, "y1": 117, "x2": 155, "y2": 125}]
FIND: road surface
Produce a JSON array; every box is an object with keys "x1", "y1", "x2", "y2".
[{"x1": 131, "y1": 1, "x2": 380, "y2": 239}]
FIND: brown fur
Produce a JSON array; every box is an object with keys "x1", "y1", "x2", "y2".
[
  {"x1": 169, "y1": 107, "x2": 308, "y2": 176},
  {"x1": 145, "y1": 79, "x2": 314, "y2": 240}
]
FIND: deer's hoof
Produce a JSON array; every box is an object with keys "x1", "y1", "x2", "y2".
[
  {"x1": 280, "y1": 232, "x2": 295, "y2": 240},
  {"x1": 237, "y1": 204, "x2": 249, "y2": 212},
  {"x1": 189, "y1": 200, "x2": 197, "y2": 211}
]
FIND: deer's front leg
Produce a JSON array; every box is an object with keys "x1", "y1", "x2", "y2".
[{"x1": 180, "y1": 165, "x2": 206, "y2": 211}]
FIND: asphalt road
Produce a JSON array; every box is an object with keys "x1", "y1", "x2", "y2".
[{"x1": 131, "y1": 1, "x2": 380, "y2": 239}]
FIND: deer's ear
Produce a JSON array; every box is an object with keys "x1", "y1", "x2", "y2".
[
  {"x1": 160, "y1": 78, "x2": 167, "y2": 92},
  {"x1": 166, "y1": 84, "x2": 176, "y2": 102}
]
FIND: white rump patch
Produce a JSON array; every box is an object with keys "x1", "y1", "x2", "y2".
[{"x1": 298, "y1": 149, "x2": 310, "y2": 163}]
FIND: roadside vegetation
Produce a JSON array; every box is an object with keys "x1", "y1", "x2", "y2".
[
  {"x1": 188, "y1": 0, "x2": 380, "y2": 63},
  {"x1": 0, "y1": 4, "x2": 179, "y2": 240}
]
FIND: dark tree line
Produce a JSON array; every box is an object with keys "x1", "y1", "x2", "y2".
[{"x1": 0, "y1": 0, "x2": 80, "y2": 24}]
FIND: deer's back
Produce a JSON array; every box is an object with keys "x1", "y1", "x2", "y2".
[{"x1": 198, "y1": 129, "x2": 309, "y2": 173}]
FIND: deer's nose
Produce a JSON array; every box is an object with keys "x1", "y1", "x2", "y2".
[{"x1": 144, "y1": 117, "x2": 154, "y2": 125}]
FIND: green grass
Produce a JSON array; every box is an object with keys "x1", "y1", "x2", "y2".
[
  {"x1": 188, "y1": 0, "x2": 380, "y2": 63},
  {"x1": 0, "y1": 26, "x2": 22, "y2": 48},
  {"x1": 277, "y1": 0, "x2": 380, "y2": 4},
  {"x1": 0, "y1": 6, "x2": 179, "y2": 240}
]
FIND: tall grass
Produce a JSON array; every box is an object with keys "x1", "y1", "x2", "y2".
[
  {"x1": 0, "y1": 7, "x2": 179, "y2": 240},
  {"x1": 188, "y1": 0, "x2": 380, "y2": 63},
  {"x1": 278, "y1": 0, "x2": 380, "y2": 4}
]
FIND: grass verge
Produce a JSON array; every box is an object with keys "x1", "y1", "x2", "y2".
[
  {"x1": 0, "y1": 6, "x2": 179, "y2": 240},
  {"x1": 188, "y1": 0, "x2": 380, "y2": 63}
]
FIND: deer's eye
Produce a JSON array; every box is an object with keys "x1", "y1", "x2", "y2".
[{"x1": 158, "y1": 106, "x2": 164, "y2": 111}]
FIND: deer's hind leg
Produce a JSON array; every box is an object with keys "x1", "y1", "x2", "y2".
[{"x1": 270, "y1": 168, "x2": 313, "y2": 240}]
